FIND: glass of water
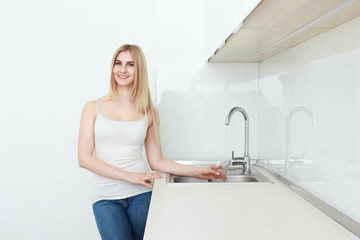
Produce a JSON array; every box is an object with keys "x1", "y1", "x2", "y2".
[{"x1": 216, "y1": 158, "x2": 230, "y2": 179}]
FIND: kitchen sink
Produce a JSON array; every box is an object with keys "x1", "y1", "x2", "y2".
[
  {"x1": 214, "y1": 174, "x2": 269, "y2": 183},
  {"x1": 168, "y1": 176, "x2": 209, "y2": 183},
  {"x1": 167, "y1": 162, "x2": 272, "y2": 184}
]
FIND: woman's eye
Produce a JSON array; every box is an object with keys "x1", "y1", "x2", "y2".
[{"x1": 128, "y1": 63, "x2": 134, "y2": 67}]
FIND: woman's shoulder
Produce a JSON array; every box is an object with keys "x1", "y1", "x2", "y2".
[
  {"x1": 83, "y1": 96, "x2": 107, "y2": 110},
  {"x1": 83, "y1": 100, "x2": 97, "y2": 112},
  {"x1": 82, "y1": 96, "x2": 105, "y2": 117}
]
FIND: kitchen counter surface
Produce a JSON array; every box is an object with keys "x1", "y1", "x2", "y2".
[{"x1": 144, "y1": 165, "x2": 358, "y2": 240}]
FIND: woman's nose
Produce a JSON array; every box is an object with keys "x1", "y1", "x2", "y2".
[{"x1": 119, "y1": 65, "x2": 126, "y2": 72}]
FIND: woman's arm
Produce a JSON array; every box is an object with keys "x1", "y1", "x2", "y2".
[
  {"x1": 145, "y1": 110, "x2": 226, "y2": 180},
  {"x1": 77, "y1": 101, "x2": 161, "y2": 188}
]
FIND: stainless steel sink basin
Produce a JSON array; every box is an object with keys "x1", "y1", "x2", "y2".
[
  {"x1": 168, "y1": 176, "x2": 209, "y2": 183},
  {"x1": 213, "y1": 174, "x2": 269, "y2": 183},
  {"x1": 167, "y1": 161, "x2": 272, "y2": 184},
  {"x1": 168, "y1": 173, "x2": 271, "y2": 184}
]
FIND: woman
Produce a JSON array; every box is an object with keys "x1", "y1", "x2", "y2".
[{"x1": 78, "y1": 44, "x2": 225, "y2": 240}]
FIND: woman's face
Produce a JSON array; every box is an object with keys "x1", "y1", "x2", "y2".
[{"x1": 113, "y1": 50, "x2": 136, "y2": 87}]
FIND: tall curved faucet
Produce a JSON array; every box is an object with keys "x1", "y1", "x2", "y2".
[
  {"x1": 225, "y1": 107, "x2": 251, "y2": 174},
  {"x1": 286, "y1": 106, "x2": 316, "y2": 172}
]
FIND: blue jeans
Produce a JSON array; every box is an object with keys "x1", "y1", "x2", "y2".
[{"x1": 92, "y1": 191, "x2": 152, "y2": 240}]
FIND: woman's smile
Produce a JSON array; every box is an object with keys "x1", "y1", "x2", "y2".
[{"x1": 117, "y1": 75, "x2": 129, "y2": 79}]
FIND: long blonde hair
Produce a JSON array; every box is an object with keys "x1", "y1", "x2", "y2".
[{"x1": 107, "y1": 44, "x2": 160, "y2": 144}]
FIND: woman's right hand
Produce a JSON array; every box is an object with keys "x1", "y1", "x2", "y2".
[
  {"x1": 124, "y1": 172, "x2": 163, "y2": 188},
  {"x1": 195, "y1": 165, "x2": 227, "y2": 181}
]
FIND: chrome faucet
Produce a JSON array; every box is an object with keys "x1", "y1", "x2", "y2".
[
  {"x1": 285, "y1": 107, "x2": 316, "y2": 173},
  {"x1": 225, "y1": 107, "x2": 251, "y2": 174}
]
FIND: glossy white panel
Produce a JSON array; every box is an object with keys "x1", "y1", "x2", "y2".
[
  {"x1": 259, "y1": 16, "x2": 360, "y2": 222},
  {"x1": 156, "y1": 63, "x2": 259, "y2": 161}
]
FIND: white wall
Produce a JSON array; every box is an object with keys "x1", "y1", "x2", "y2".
[
  {"x1": 0, "y1": 0, "x2": 259, "y2": 239},
  {"x1": 258, "y1": 16, "x2": 360, "y2": 222}
]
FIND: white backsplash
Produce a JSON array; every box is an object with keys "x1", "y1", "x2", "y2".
[
  {"x1": 258, "y1": 16, "x2": 360, "y2": 222},
  {"x1": 156, "y1": 63, "x2": 259, "y2": 161}
]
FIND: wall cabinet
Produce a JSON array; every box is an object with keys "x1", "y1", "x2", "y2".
[{"x1": 208, "y1": 0, "x2": 360, "y2": 63}]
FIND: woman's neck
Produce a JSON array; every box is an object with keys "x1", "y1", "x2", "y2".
[{"x1": 114, "y1": 85, "x2": 135, "y2": 103}]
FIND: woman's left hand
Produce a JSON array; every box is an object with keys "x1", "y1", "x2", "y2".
[{"x1": 196, "y1": 165, "x2": 227, "y2": 181}]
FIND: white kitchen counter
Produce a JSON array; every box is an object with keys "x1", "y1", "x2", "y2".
[{"x1": 144, "y1": 166, "x2": 358, "y2": 240}]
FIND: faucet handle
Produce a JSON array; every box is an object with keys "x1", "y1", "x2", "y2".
[{"x1": 232, "y1": 151, "x2": 244, "y2": 160}]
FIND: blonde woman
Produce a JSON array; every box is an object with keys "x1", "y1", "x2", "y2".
[{"x1": 78, "y1": 44, "x2": 225, "y2": 240}]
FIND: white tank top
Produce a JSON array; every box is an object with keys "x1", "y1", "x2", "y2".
[{"x1": 92, "y1": 100, "x2": 152, "y2": 203}]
